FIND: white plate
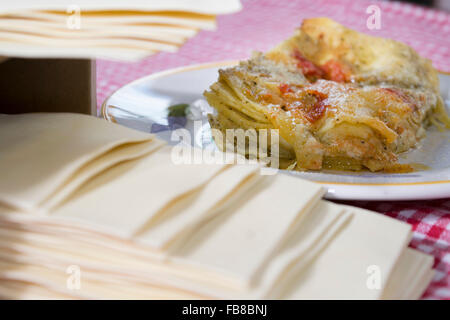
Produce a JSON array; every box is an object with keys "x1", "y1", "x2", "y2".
[{"x1": 102, "y1": 61, "x2": 450, "y2": 201}]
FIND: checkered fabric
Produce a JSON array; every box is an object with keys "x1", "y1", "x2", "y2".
[
  {"x1": 96, "y1": 0, "x2": 450, "y2": 299},
  {"x1": 337, "y1": 199, "x2": 450, "y2": 300}
]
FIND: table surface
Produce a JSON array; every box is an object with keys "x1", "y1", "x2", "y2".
[{"x1": 96, "y1": 0, "x2": 450, "y2": 300}]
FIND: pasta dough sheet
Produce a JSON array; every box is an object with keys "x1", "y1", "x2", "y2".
[
  {"x1": 0, "y1": 163, "x2": 264, "y2": 254},
  {"x1": 51, "y1": 145, "x2": 234, "y2": 238},
  {"x1": 382, "y1": 248, "x2": 434, "y2": 300},
  {"x1": 0, "y1": 202, "x2": 430, "y2": 300},
  {"x1": 1, "y1": 11, "x2": 217, "y2": 31},
  {"x1": 0, "y1": 227, "x2": 226, "y2": 296},
  {"x1": 0, "y1": 199, "x2": 336, "y2": 298},
  {"x1": 282, "y1": 206, "x2": 412, "y2": 299},
  {"x1": 0, "y1": 279, "x2": 78, "y2": 300},
  {"x1": 0, "y1": 43, "x2": 156, "y2": 61},
  {"x1": 0, "y1": 0, "x2": 242, "y2": 15},
  {"x1": 0, "y1": 259, "x2": 202, "y2": 300},
  {"x1": 0, "y1": 2, "x2": 244, "y2": 60},
  {"x1": 170, "y1": 174, "x2": 324, "y2": 287},
  {"x1": 42, "y1": 139, "x2": 165, "y2": 210},
  {"x1": 0, "y1": 201, "x2": 346, "y2": 299},
  {"x1": 0, "y1": 21, "x2": 195, "y2": 46},
  {"x1": 136, "y1": 164, "x2": 263, "y2": 249},
  {"x1": 0, "y1": 113, "x2": 156, "y2": 211},
  {"x1": 0, "y1": 247, "x2": 434, "y2": 300},
  {"x1": 0, "y1": 208, "x2": 164, "y2": 260},
  {"x1": 253, "y1": 201, "x2": 352, "y2": 299},
  {"x1": 0, "y1": 32, "x2": 180, "y2": 53},
  {"x1": 410, "y1": 270, "x2": 434, "y2": 300}
]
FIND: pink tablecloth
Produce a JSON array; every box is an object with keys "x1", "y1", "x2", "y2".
[{"x1": 96, "y1": 0, "x2": 450, "y2": 300}]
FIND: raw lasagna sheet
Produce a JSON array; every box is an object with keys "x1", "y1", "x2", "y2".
[
  {"x1": 0, "y1": 198, "x2": 344, "y2": 299},
  {"x1": 0, "y1": 201, "x2": 431, "y2": 300},
  {"x1": 0, "y1": 279, "x2": 79, "y2": 300},
  {"x1": 382, "y1": 248, "x2": 434, "y2": 300},
  {"x1": 0, "y1": 259, "x2": 202, "y2": 300},
  {"x1": 1, "y1": 10, "x2": 217, "y2": 29},
  {"x1": 42, "y1": 139, "x2": 165, "y2": 210},
  {"x1": 282, "y1": 206, "x2": 412, "y2": 299},
  {"x1": 0, "y1": 42, "x2": 156, "y2": 61},
  {"x1": 136, "y1": 164, "x2": 264, "y2": 249},
  {"x1": 0, "y1": 161, "x2": 262, "y2": 257},
  {"x1": 0, "y1": 1, "x2": 243, "y2": 60},
  {"x1": 170, "y1": 174, "x2": 324, "y2": 286},
  {"x1": 0, "y1": 113, "x2": 157, "y2": 211},
  {"x1": 51, "y1": 145, "x2": 232, "y2": 238},
  {"x1": 240, "y1": 201, "x2": 351, "y2": 299},
  {"x1": 0, "y1": 20, "x2": 195, "y2": 44},
  {"x1": 0, "y1": 0, "x2": 242, "y2": 15}
]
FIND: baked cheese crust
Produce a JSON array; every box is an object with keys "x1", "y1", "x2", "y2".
[{"x1": 204, "y1": 18, "x2": 449, "y2": 172}]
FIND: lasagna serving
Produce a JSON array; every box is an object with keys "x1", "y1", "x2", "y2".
[{"x1": 204, "y1": 18, "x2": 450, "y2": 172}]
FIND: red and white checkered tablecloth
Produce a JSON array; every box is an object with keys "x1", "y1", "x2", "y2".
[{"x1": 96, "y1": 0, "x2": 450, "y2": 300}]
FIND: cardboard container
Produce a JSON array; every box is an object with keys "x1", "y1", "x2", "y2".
[{"x1": 0, "y1": 58, "x2": 96, "y2": 115}]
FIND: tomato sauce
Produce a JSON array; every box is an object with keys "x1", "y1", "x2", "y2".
[
  {"x1": 321, "y1": 59, "x2": 350, "y2": 82},
  {"x1": 292, "y1": 49, "x2": 325, "y2": 80},
  {"x1": 291, "y1": 50, "x2": 351, "y2": 83},
  {"x1": 278, "y1": 83, "x2": 293, "y2": 94},
  {"x1": 380, "y1": 88, "x2": 416, "y2": 110},
  {"x1": 284, "y1": 89, "x2": 329, "y2": 123}
]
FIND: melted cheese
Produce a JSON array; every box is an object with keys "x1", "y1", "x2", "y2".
[{"x1": 205, "y1": 18, "x2": 449, "y2": 172}]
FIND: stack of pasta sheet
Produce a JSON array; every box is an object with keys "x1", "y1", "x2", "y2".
[
  {"x1": 0, "y1": 0, "x2": 241, "y2": 61},
  {"x1": 0, "y1": 113, "x2": 434, "y2": 299}
]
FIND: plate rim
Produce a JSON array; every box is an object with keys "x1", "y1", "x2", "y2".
[{"x1": 101, "y1": 60, "x2": 450, "y2": 199}]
